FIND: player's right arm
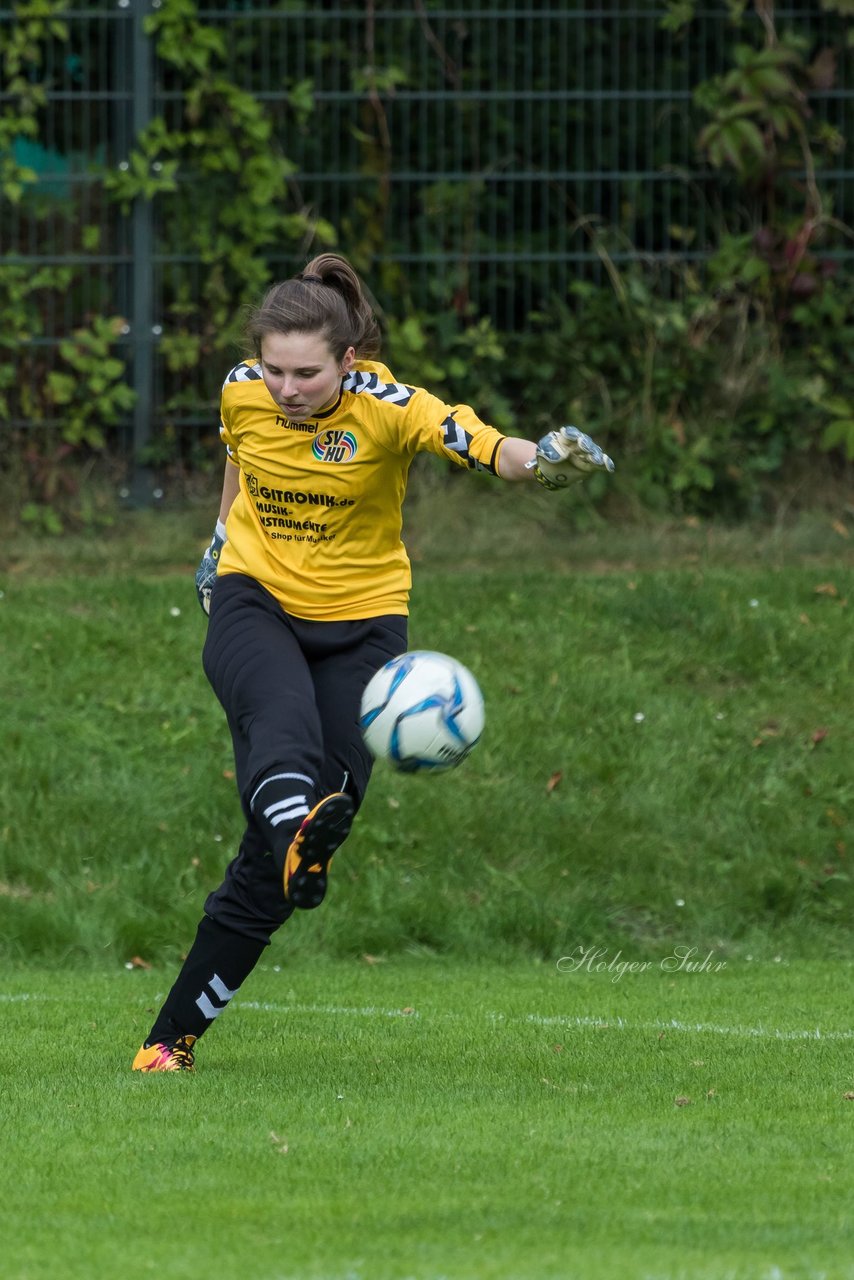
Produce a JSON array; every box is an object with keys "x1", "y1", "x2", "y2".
[
  {"x1": 217, "y1": 456, "x2": 240, "y2": 524},
  {"x1": 195, "y1": 458, "x2": 240, "y2": 616}
]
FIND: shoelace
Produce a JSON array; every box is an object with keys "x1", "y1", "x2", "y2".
[{"x1": 169, "y1": 1036, "x2": 196, "y2": 1069}]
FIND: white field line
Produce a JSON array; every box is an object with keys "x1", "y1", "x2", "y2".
[
  {"x1": 2, "y1": 990, "x2": 851, "y2": 1043},
  {"x1": 236, "y1": 999, "x2": 854, "y2": 1044}
]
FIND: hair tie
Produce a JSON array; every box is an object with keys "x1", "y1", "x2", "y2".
[{"x1": 298, "y1": 272, "x2": 324, "y2": 285}]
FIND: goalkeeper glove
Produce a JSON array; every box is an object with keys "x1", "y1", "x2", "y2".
[
  {"x1": 194, "y1": 520, "x2": 227, "y2": 615},
  {"x1": 528, "y1": 425, "x2": 615, "y2": 490}
]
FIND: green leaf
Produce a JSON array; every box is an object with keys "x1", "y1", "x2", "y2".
[
  {"x1": 659, "y1": 0, "x2": 696, "y2": 32},
  {"x1": 821, "y1": 420, "x2": 854, "y2": 460},
  {"x1": 764, "y1": 102, "x2": 800, "y2": 140},
  {"x1": 288, "y1": 77, "x2": 315, "y2": 120},
  {"x1": 45, "y1": 372, "x2": 76, "y2": 404},
  {"x1": 21, "y1": 503, "x2": 64, "y2": 535}
]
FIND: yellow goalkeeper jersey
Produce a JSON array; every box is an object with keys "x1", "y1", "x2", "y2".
[{"x1": 216, "y1": 359, "x2": 508, "y2": 621}]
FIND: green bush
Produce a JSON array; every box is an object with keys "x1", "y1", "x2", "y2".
[
  {"x1": 508, "y1": 249, "x2": 854, "y2": 516},
  {"x1": 1, "y1": 0, "x2": 852, "y2": 526}
]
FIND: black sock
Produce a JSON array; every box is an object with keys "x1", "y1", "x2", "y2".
[
  {"x1": 249, "y1": 769, "x2": 316, "y2": 869},
  {"x1": 145, "y1": 914, "x2": 267, "y2": 1045}
]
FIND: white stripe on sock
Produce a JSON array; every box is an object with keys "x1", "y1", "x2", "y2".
[
  {"x1": 263, "y1": 795, "x2": 307, "y2": 820},
  {"x1": 196, "y1": 992, "x2": 225, "y2": 1021},
  {"x1": 269, "y1": 804, "x2": 310, "y2": 827},
  {"x1": 250, "y1": 773, "x2": 315, "y2": 811},
  {"x1": 209, "y1": 974, "x2": 238, "y2": 1003}
]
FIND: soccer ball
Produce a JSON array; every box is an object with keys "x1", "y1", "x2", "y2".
[{"x1": 359, "y1": 650, "x2": 485, "y2": 773}]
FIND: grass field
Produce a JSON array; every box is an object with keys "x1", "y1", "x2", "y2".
[
  {"x1": 2, "y1": 501, "x2": 853, "y2": 1278},
  {"x1": 2, "y1": 956, "x2": 853, "y2": 1280},
  {"x1": 1, "y1": 504, "x2": 852, "y2": 963}
]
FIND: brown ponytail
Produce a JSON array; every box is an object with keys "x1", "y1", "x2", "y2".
[{"x1": 245, "y1": 253, "x2": 382, "y2": 361}]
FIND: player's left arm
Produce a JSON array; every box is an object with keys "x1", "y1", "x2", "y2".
[
  {"x1": 404, "y1": 389, "x2": 614, "y2": 488},
  {"x1": 496, "y1": 437, "x2": 537, "y2": 479}
]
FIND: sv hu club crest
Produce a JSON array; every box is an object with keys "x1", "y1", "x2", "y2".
[{"x1": 312, "y1": 430, "x2": 358, "y2": 463}]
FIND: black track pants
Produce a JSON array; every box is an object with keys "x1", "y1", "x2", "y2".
[{"x1": 200, "y1": 573, "x2": 407, "y2": 942}]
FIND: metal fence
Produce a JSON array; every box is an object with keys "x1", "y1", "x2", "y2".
[{"x1": 2, "y1": 1, "x2": 852, "y2": 480}]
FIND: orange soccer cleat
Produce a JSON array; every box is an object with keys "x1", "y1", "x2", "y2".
[
  {"x1": 283, "y1": 792, "x2": 354, "y2": 909},
  {"x1": 132, "y1": 1035, "x2": 197, "y2": 1072}
]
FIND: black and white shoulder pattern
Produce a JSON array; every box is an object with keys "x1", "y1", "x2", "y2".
[
  {"x1": 343, "y1": 369, "x2": 416, "y2": 407},
  {"x1": 223, "y1": 360, "x2": 263, "y2": 390},
  {"x1": 441, "y1": 412, "x2": 499, "y2": 473}
]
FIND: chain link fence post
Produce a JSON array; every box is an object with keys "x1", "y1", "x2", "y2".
[{"x1": 124, "y1": 0, "x2": 158, "y2": 507}]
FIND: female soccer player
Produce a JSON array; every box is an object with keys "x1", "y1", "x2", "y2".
[{"x1": 132, "y1": 253, "x2": 614, "y2": 1071}]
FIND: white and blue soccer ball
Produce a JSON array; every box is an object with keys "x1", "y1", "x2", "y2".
[{"x1": 359, "y1": 650, "x2": 485, "y2": 773}]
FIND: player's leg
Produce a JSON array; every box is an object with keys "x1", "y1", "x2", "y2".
[
  {"x1": 271, "y1": 613, "x2": 407, "y2": 910},
  {"x1": 131, "y1": 882, "x2": 269, "y2": 1070},
  {"x1": 308, "y1": 613, "x2": 407, "y2": 802},
  {"x1": 202, "y1": 576, "x2": 364, "y2": 906},
  {"x1": 133, "y1": 814, "x2": 297, "y2": 1067},
  {"x1": 203, "y1": 573, "x2": 327, "y2": 863},
  {"x1": 133, "y1": 576, "x2": 327, "y2": 1070}
]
